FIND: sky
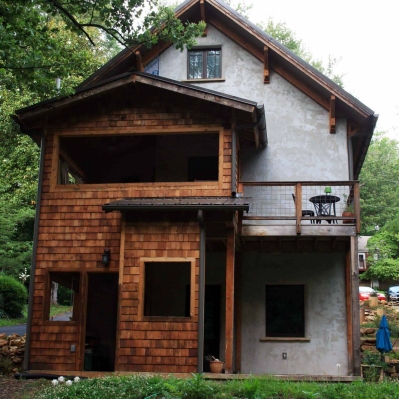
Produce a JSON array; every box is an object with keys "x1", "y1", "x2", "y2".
[{"x1": 242, "y1": 0, "x2": 399, "y2": 138}]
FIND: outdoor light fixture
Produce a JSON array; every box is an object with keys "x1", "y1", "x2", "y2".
[{"x1": 101, "y1": 249, "x2": 111, "y2": 266}]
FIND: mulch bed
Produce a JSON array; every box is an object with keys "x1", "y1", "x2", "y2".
[{"x1": 0, "y1": 375, "x2": 49, "y2": 399}]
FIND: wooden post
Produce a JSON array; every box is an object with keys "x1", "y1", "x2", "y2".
[
  {"x1": 234, "y1": 251, "x2": 242, "y2": 373},
  {"x1": 295, "y1": 183, "x2": 302, "y2": 235},
  {"x1": 345, "y1": 249, "x2": 353, "y2": 374},
  {"x1": 225, "y1": 227, "x2": 235, "y2": 374},
  {"x1": 350, "y1": 236, "x2": 361, "y2": 375},
  {"x1": 354, "y1": 182, "x2": 360, "y2": 234},
  {"x1": 329, "y1": 95, "x2": 336, "y2": 133},
  {"x1": 263, "y1": 46, "x2": 270, "y2": 84}
]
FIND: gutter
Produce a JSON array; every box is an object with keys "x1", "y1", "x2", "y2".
[
  {"x1": 197, "y1": 210, "x2": 206, "y2": 373},
  {"x1": 23, "y1": 133, "x2": 46, "y2": 371},
  {"x1": 231, "y1": 104, "x2": 267, "y2": 196}
]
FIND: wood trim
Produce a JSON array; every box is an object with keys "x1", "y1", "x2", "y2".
[
  {"x1": 240, "y1": 181, "x2": 359, "y2": 186},
  {"x1": 135, "y1": 51, "x2": 144, "y2": 72},
  {"x1": 138, "y1": 257, "x2": 197, "y2": 321},
  {"x1": 295, "y1": 183, "x2": 302, "y2": 235},
  {"x1": 115, "y1": 216, "x2": 126, "y2": 371},
  {"x1": 263, "y1": 46, "x2": 270, "y2": 84},
  {"x1": 51, "y1": 135, "x2": 59, "y2": 191},
  {"x1": 200, "y1": 0, "x2": 207, "y2": 36},
  {"x1": 345, "y1": 248, "x2": 353, "y2": 374},
  {"x1": 259, "y1": 337, "x2": 310, "y2": 342},
  {"x1": 329, "y1": 95, "x2": 336, "y2": 133},
  {"x1": 234, "y1": 251, "x2": 242, "y2": 373},
  {"x1": 225, "y1": 227, "x2": 235, "y2": 374},
  {"x1": 141, "y1": 41, "x2": 172, "y2": 66},
  {"x1": 354, "y1": 182, "x2": 361, "y2": 234},
  {"x1": 79, "y1": 272, "x2": 88, "y2": 371}
]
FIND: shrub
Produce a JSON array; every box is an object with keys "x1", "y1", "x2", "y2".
[
  {"x1": 0, "y1": 355, "x2": 14, "y2": 374},
  {"x1": 0, "y1": 275, "x2": 27, "y2": 318}
]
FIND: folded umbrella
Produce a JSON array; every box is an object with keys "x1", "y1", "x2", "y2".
[{"x1": 376, "y1": 315, "x2": 393, "y2": 354}]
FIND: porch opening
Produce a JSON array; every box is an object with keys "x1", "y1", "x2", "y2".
[
  {"x1": 58, "y1": 133, "x2": 219, "y2": 185},
  {"x1": 84, "y1": 273, "x2": 118, "y2": 372}
]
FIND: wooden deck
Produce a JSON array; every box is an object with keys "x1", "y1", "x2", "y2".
[{"x1": 28, "y1": 370, "x2": 360, "y2": 382}]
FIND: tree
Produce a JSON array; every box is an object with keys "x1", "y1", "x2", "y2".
[{"x1": 359, "y1": 132, "x2": 399, "y2": 235}]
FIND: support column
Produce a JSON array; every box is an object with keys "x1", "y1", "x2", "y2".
[
  {"x1": 234, "y1": 251, "x2": 242, "y2": 373},
  {"x1": 225, "y1": 227, "x2": 235, "y2": 374}
]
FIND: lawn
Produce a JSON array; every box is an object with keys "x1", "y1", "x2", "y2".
[
  {"x1": 31, "y1": 374, "x2": 399, "y2": 399},
  {"x1": 0, "y1": 305, "x2": 71, "y2": 328}
]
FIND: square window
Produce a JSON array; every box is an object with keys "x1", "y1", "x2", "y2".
[
  {"x1": 188, "y1": 48, "x2": 221, "y2": 79},
  {"x1": 265, "y1": 285, "x2": 305, "y2": 337},
  {"x1": 144, "y1": 262, "x2": 192, "y2": 317}
]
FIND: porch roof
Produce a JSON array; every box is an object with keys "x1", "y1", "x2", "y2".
[{"x1": 102, "y1": 196, "x2": 251, "y2": 213}]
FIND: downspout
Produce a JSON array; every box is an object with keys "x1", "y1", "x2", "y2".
[
  {"x1": 23, "y1": 133, "x2": 46, "y2": 372},
  {"x1": 231, "y1": 104, "x2": 267, "y2": 196},
  {"x1": 197, "y1": 210, "x2": 206, "y2": 373}
]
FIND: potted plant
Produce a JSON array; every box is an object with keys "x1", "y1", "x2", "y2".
[
  {"x1": 342, "y1": 194, "x2": 355, "y2": 224},
  {"x1": 205, "y1": 355, "x2": 224, "y2": 373}
]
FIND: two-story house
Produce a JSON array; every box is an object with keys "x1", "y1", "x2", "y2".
[{"x1": 14, "y1": 0, "x2": 377, "y2": 379}]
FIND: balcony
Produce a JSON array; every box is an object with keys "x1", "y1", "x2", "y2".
[{"x1": 239, "y1": 181, "x2": 359, "y2": 237}]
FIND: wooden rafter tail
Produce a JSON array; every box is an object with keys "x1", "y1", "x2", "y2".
[
  {"x1": 200, "y1": 0, "x2": 207, "y2": 36},
  {"x1": 329, "y1": 95, "x2": 336, "y2": 133},
  {"x1": 135, "y1": 51, "x2": 144, "y2": 72},
  {"x1": 263, "y1": 46, "x2": 270, "y2": 84}
]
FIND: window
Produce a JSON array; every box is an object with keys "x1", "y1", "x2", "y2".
[
  {"x1": 57, "y1": 133, "x2": 220, "y2": 185},
  {"x1": 188, "y1": 48, "x2": 221, "y2": 79},
  {"x1": 265, "y1": 285, "x2": 305, "y2": 337},
  {"x1": 45, "y1": 272, "x2": 81, "y2": 322}
]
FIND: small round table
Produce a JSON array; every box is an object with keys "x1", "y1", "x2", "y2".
[{"x1": 309, "y1": 195, "x2": 340, "y2": 224}]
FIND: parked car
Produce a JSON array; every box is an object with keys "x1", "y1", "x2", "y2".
[
  {"x1": 386, "y1": 286, "x2": 399, "y2": 302},
  {"x1": 359, "y1": 286, "x2": 386, "y2": 301}
]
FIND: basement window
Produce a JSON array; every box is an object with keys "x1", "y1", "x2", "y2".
[
  {"x1": 188, "y1": 48, "x2": 221, "y2": 79},
  {"x1": 265, "y1": 285, "x2": 305, "y2": 337},
  {"x1": 45, "y1": 272, "x2": 80, "y2": 322},
  {"x1": 144, "y1": 262, "x2": 192, "y2": 318},
  {"x1": 57, "y1": 133, "x2": 219, "y2": 185}
]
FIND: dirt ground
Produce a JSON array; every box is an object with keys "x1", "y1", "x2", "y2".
[{"x1": 0, "y1": 375, "x2": 49, "y2": 399}]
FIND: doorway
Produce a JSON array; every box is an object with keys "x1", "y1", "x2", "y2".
[
  {"x1": 84, "y1": 273, "x2": 118, "y2": 371},
  {"x1": 203, "y1": 285, "x2": 221, "y2": 372}
]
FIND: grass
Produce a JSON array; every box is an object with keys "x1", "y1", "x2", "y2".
[
  {"x1": 31, "y1": 374, "x2": 399, "y2": 399},
  {"x1": 0, "y1": 305, "x2": 71, "y2": 328}
]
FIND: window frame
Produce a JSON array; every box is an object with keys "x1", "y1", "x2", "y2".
[
  {"x1": 51, "y1": 128, "x2": 224, "y2": 192},
  {"x1": 262, "y1": 284, "x2": 309, "y2": 342},
  {"x1": 187, "y1": 46, "x2": 222, "y2": 80},
  {"x1": 138, "y1": 257, "x2": 196, "y2": 321}
]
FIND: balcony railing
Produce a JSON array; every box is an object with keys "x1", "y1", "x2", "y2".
[{"x1": 238, "y1": 181, "x2": 360, "y2": 235}]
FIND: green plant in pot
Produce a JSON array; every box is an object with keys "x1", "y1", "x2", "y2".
[{"x1": 342, "y1": 194, "x2": 354, "y2": 224}]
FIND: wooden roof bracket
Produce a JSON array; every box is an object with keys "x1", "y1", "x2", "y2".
[
  {"x1": 135, "y1": 51, "x2": 144, "y2": 72},
  {"x1": 264, "y1": 46, "x2": 270, "y2": 84},
  {"x1": 200, "y1": 0, "x2": 207, "y2": 36},
  {"x1": 347, "y1": 120, "x2": 361, "y2": 137},
  {"x1": 329, "y1": 95, "x2": 336, "y2": 133}
]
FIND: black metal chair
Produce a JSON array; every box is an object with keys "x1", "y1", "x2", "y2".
[{"x1": 292, "y1": 194, "x2": 315, "y2": 224}]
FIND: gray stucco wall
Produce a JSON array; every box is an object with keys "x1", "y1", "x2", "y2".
[
  {"x1": 159, "y1": 25, "x2": 349, "y2": 182},
  {"x1": 241, "y1": 252, "x2": 348, "y2": 375}
]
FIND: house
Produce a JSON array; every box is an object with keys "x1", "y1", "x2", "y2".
[{"x1": 14, "y1": 0, "x2": 378, "y2": 379}]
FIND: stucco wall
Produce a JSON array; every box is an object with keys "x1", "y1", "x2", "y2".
[
  {"x1": 159, "y1": 24, "x2": 349, "y2": 182},
  {"x1": 241, "y1": 252, "x2": 348, "y2": 375}
]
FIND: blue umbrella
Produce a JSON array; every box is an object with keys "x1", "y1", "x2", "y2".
[{"x1": 376, "y1": 315, "x2": 393, "y2": 354}]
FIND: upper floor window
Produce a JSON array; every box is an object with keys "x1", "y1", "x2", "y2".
[{"x1": 188, "y1": 48, "x2": 221, "y2": 79}]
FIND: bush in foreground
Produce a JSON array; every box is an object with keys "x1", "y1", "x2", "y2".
[
  {"x1": 32, "y1": 374, "x2": 399, "y2": 399},
  {"x1": 0, "y1": 275, "x2": 27, "y2": 318}
]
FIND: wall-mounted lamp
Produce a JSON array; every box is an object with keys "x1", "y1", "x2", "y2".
[{"x1": 101, "y1": 249, "x2": 111, "y2": 266}]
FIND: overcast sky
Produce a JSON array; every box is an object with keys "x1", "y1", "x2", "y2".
[{"x1": 241, "y1": 0, "x2": 398, "y2": 138}]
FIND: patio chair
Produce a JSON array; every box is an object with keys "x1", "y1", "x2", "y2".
[{"x1": 292, "y1": 194, "x2": 315, "y2": 224}]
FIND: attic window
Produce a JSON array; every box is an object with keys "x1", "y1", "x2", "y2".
[{"x1": 188, "y1": 47, "x2": 221, "y2": 79}]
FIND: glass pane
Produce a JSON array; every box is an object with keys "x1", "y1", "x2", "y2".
[
  {"x1": 206, "y1": 50, "x2": 221, "y2": 78},
  {"x1": 188, "y1": 51, "x2": 203, "y2": 78}
]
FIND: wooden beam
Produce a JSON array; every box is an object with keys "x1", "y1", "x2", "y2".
[
  {"x1": 225, "y1": 227, "x2": 235, "y2": 374},
  {"x1": 200, "y1": 0, "x2": 207, "y2": 36},
  {"x1": 208, "y1": 17, "x2": 263, "y2": 62},
  {"x1": 135, "y1": 51, "x2": 144, "y2": 72},
  {"x1": 350, "y1": 236, "x2": 361, "y2": 375},
  {"x1": 354, "y1": 182, "x2": 361, "y2": 234},
  {"x1": 264, "y1": 46, "x2": 270, "y2": 84},
  {"x1": 295, "y1": 183, "x2": 302, "y2": 235},
  {"x1": 345, "y1": 248, "x2": 353, "y2": 374},
  {"x1": 141, "y1": 41, "x2": 172, "y2": 66},
  {"x1": 329, "y1": 95, "x2": 336, "y2": 133},
  {"x1": 273, "y1": 64, "x2": 330, "y2": 110},
  {"x1": 234, "y1": 251, "x2": 242, "y2": 373}
]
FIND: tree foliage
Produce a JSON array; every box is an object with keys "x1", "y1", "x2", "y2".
[{"x1": 359, "y1": 132, "x2": 399, "y2": 235}]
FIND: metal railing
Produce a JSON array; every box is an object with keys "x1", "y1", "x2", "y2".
[{"x1": 239, "y1": 181, "x2": 360, "y2": 234}]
